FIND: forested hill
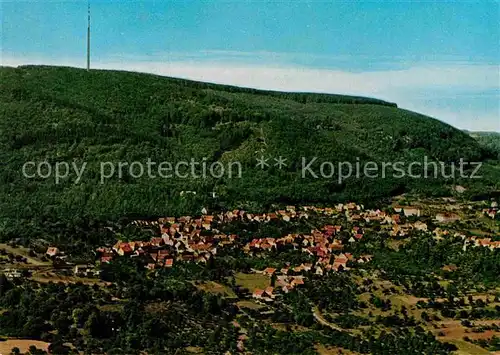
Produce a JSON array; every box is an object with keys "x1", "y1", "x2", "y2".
[
  {"x1": 0, "y1": 65, "x2": 498, "y2": 228},
  {"x1": 468, "y1": 131, "x2": 500, "y2": 159}
]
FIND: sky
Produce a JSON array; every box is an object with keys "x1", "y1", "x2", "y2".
[{"x1": 1, "y1": 0, "x2": 499, "y2": 131}]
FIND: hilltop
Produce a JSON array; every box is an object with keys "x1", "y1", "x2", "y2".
[{"x1": 0, "y1": 65, "x2": 498, "y2": 229}]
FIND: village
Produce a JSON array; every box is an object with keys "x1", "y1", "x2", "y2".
[
  {"x1": 0, "y1": 196, "x2": 498, "y2": 354},
  {"x1": 3, "y1": 198, "x2": 498, "y2": 287},
  {"x1": 2, "y1": 197, "x2": 492, "y2": 301}
]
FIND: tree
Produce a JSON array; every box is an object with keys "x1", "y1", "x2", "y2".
[
  {"x1": 421, "y1": 311, "x2": 430, "y2": 322},
  {"x1": 48, "y1": 342, "x2": 70, "y2": 355},
  {"x1": 270, "y1": 272, "x2": 277, "y2": 287},
  {"x1": 72, "y1": 308, "x2": 86, "y2": 327},
  {"x1": 54, "y1": 312, "x2": 72, "y2": 336},
  {"x1": 0, "y1": 273, "x2": 11, "y2": 297}
]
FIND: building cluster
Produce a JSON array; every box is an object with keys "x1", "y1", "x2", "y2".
[
  {"x1": 482, "y1": 201, "x2": 498, "y2": 219},
  {"x1": 85, "y1": 200, "x2": 498, "y2": 284},
  {"x1": 467, "y1": 236, "x2": 500, "y2": 250},
  {"x1": 96, "y1": 226, "x2": 234, "y2": 270},
  {"x1": 249, "y1": 250, "x2": 373, "y2": 304},
  {"x1": 94, "y1": 203, "x2": 364, "y2": 269}
]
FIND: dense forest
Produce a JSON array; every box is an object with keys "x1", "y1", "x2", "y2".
[
  {"x1": 0, "y1": 65, "x2": 499, "y2": 245},
  {"x1": 469, "y1": 131, "x2": 500, "y2": 160}
]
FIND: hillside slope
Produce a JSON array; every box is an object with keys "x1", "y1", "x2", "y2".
[
  {"x1": 0, "y1": 65, "x2": 498, "y2": 228},
  {"x1": 469, "y1": 131, "x2": 500, "y2": 159}
]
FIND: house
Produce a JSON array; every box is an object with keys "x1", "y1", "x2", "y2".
[
  {"x1": 403, "y1": 207, "x2": 421, "y2": 217},
  {"x1": 476, "y1": 238, "x2": 491, "y2": 247},
  {"x1": 74, "y1": 264, "x2": 94, "y2": 277},
  {"x1": 298, "y1": 211, "x2": 309, "y2": 219},
  {"x1": 454, "y1": 185, "x2": 467, "y2": 194},
  {"x1": 413, "y1": 221, "x2": 428, "y2": 231},
  {"x1": 156, "y1": 249, "x2": 170, "y2": 261},
  {"x1": 490, "y1": 241, "x2": 500, "y2": 249},
  {"x1": 388, "y1": 214, "x2": 401, "y2": 224},
  {"x1": 252, "y1": 289, "x2": 265, "y2": 299},
  {"x1": 100, "y1": 256, "x2": 113, "y2": 263},
  {"x1": 263, "y1": 267, "x2": 276, "y2": 275},
  {"x1": 302, "y1": 263, "x2": 312, "y2": 272},
  {"x1": 266, "y1": 213, "x2": 278, "y2": 221},
  {"x1": 346, "y1": 202, "x2": 357, "y2": 210},
  {"x1": 336, "y1": 253, "x2": 349, "y2": 262},
  {"x1": 291, "y1": 277, "x2": 304, "y2": 287},
  {"x1": 332, "y1": 262, "x2": 346, "y2": 272},
  {"x1": 4, "y1": 268, "x2": 22, "y2": 280},
  {"x1": 237, "y1": 339, "x2": 245, "y2": 352},
  {"x1": 164, "y1": 258, "x2": 174, "y2": 268},
  {"x1": 325, "y1": 207, "x2": 335, "y2": 215},
  {"x1": 116, "y1": 243, "x2": 133, "y2": 256},
  {"x1": 442, "y1": 264, "x2": 458, "y2": 272},
  {"x1": 178, "y1": 216, "x2": 192, "y2": 224},
  {"x1": 165, "y1": 217, "x2": 176, "y2": 224},
  {"x1": 357, "y1": 255, "x2": 373, "y2": 264},
  {"x1": 112, "y1": 240, "x2": 122, "y2": 252},
  {"x1": 275, "y1": 275, "x2": 288, "y2": 287},
  {"x1": 329, "y1": 239, "x2": 343, "y2": 250},
  {"x1": 436, "y1": 212, "x2": 460, "y2": 223},
  {"x1": 485, "y1": 209, "x2": 497, "y2": 219},
  {"x1": 264, "y1": 287, "x2": 275, "y2": 299},
  {"x1": 202, "y1": 220, "x2": 212, "y2": 230},
  {"x1": 46, "y1": 247, "x2": 60, "y2": 257},
  {"x1": 196, "y1": 255, "x2": 208, "y2": 264},
  {"x1": 151, "y1": 238, "x2": 164, "y2": 247}
]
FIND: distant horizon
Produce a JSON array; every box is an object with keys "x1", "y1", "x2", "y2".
[{"x1": 1, "y1": 1, "x2": 499, "y2": 131}]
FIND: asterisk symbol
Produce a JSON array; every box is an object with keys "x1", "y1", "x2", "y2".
[
  {"x1": 256, "y1": 156, "x2": 269, "y2": 170},
  {"x1": 274, "y1": 156, "x2": 287, "y2": 169}
]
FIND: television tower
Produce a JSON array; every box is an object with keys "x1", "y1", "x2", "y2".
[{"x1": 87, "y1": 1, "x2": 91, "y2": 71}]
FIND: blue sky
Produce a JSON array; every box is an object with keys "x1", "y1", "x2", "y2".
[{"x1": 1, "y1": 0, "x2": 499, "y2": 131}]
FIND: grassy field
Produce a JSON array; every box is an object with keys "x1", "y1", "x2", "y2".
[
  {"x1": 236, "y1": 300, "x2": 265, "y2": 310},
  {"x1": 0, "y1": 339, "x2": 50, "y2": 355},
  {"x1": 353, "y1": 274, "x2": 500, "y2": 355},
  {"x1": 234, "y1": 272, "x2": 270, "y2": 291},
  {"x1": 315, "y1": 344, "x2": 361, "y2": 355},
  {"x1": 445, "y1": 339, "x2": 492, "y2": 355},
  {"x1": 195, "y1": 281, "x2": 237, "y2": 298},
  {"x1": 31, "y1": 272, "x2": 110, "y2": 286},
  {"x1": 0, "y1": 243, "x2": 50, "y2": 266}
]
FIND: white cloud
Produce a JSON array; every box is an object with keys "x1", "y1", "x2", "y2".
[{"x1": 2, "y1": 54, "x2": 499, "y2": 131}]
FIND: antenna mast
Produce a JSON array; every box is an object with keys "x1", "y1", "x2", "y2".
[{"x1": 87, "y1": 1, "x2": 91, "y2": 71}]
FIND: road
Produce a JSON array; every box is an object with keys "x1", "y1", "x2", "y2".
[{"x1": 311, "y1": 306, "x2": 343, "y2": 331}]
